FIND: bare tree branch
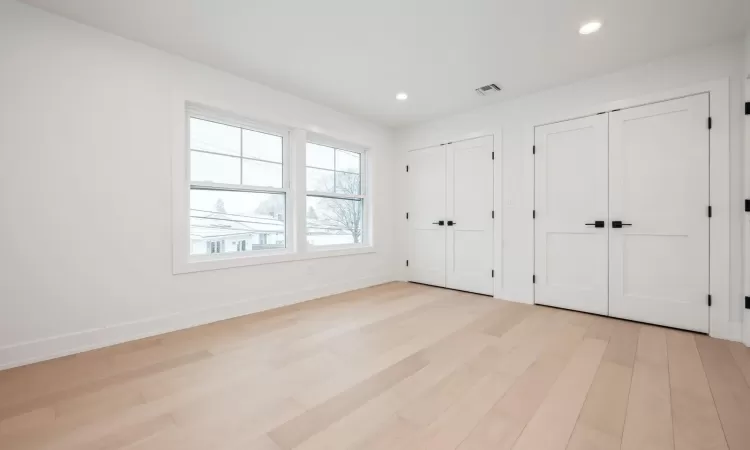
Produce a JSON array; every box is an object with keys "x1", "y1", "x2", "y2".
[{"x1": 319, "y1": 173, "x2": 362, "y2": 243}]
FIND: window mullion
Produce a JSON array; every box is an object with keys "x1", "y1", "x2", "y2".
[{"x1": 292, "y1": 129, "x2": 308, "y2": 254}]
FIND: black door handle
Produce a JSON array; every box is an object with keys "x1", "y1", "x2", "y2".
[
  {"x1": 612, "y1": 221, "x2": 632, "y2": 228},
  {"x1": 432, "y1": 220, "x2": 445, "y2": 226},
  {"x1": 585, "y1": 221, "x2": 605, "y2": 228},
  {"x1": 447, "y1": 220, "x2": 456, "y2": 226}
]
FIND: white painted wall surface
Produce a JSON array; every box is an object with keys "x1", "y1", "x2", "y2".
[
  {"x1": 0, "y1": 1, "x2": 396, "y2": 369},
  {"x1": 396, "y1": 39, "x2": 747, "y2": 343}
]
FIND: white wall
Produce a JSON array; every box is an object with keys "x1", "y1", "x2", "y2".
[
  {"x1": 397, "y1": 39, "x2": 747, "y2": 342},
  {"x1": 0, "y1": 0, "x2": 397, "y2": 369}
]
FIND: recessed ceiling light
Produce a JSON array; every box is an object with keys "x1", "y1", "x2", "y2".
[
  {"x1": 579, "y1": 21, "x2": 602, "y2": 35},
  {"x1": 396, "y1": 92, "x2": 408, "y2": 101}
]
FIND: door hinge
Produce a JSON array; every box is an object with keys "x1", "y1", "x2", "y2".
[
  {"x1": 707, "y1": 295, "x2": 712, "y2": 307},
  {"x1": 492, "y1": 210, "x2": 495, "y2": 219},
  {"x1": 406, "y1": 212, "x2": 409, "y2": 220},
  {"x1": 708, "y1": 117, "x2": 712, "y2": 129},
  {"x1": 745, "y1": 296, "x2": 750, "y2": 309},
  {"x1": 532, "y1": 210, "x2": 536, "y2": 219},
  {"x1": 492, "y1": 151, "x2": 495, "y2": 160},
  {"x1": 406, "y1": 165, "x2": 409, "y2": 172},
  {"x1": 491, "y1": 269, "x2": 495, "y2": 278},
  {"x1": 532, "y1": 275, "x2": 536, "y2": 284},
  {"x1": 406, "y1": 260, "x2": 409, "y2": 267},
  {"x1": 745, "y1": 199, "x2": 749, "y2": 212},
  {"x1": 745, "y1": 102, "x2": 750, "y2": 115},
  {"x1": 532, "y1": 145, "x2": 536, "y2": 155},
  {"x1": 708, "y1": 205, "x2": 712, "y2": 218}
]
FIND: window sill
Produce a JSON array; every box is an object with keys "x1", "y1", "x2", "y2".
[{"x1": 174, "y1": 245, "x2": 376, "y2": 275}]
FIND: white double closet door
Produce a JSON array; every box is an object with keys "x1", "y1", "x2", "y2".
[
  {"x1": 534, "y1": 94, "x2": 710, "y2": 332},
  {"x1": 407, "y1": 136, "x2": 494, "y2": 296}
]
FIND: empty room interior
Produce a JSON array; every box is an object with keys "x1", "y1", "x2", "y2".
[{"x1": 2, "y1": 0, "x2": 750, "y2": 449}]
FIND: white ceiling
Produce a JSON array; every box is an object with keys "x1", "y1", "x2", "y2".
[{"x1": 21, "y1": 0, "x2": 750, "y2": 128}]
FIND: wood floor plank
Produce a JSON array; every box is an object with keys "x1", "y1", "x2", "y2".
[
  {"x1": 666, "y1": 331, "x2": 727, "y2": 450},
  {"x1": 621, "y1": 326, "x2": 674, "y2": 450},
  {"x1": 511, "y1": 338, "x2": 607, "y2": 450},
  {"x1": 696, "y1": 335, "x2": 750, "y2": 450},
  {"x1": 727, "y1": 342, "x2": 750, "y2": 388},
  {"x1": 600, "y1": 319, "x2": 640, "y2": 368},
  {"x1": 566, "y1": 360, "x2": 633, "y2": 450},
  {"x1": 0, "y1": 350, "x2": 213, "y2": 423},
  {"x1": 457, "y1": 321, "x2": 593, "y2": 450},
  {"x1": 398, "y1": 371, "x2": 518, "y2": 450},
  {"x1": 565, "y1": 319, "x2": 639, "y2": 450},
  {"x1": 0, "y1": 407, "x2": 56, "y2": 436},
  {"x1": 290, "y1": 305, "x2": 492, "y2": 408},
  {"x1": 292, "y1": 333, "x2": 498, "y2": 450},
  {"x1": 356, "y1": 416, "x2": 419, "y2": 450},
  {"x1": 267, "y1": 353, "x2": 428, "y2": 449}
]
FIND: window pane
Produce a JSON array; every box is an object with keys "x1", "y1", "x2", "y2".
[
  {"x1": 306, "y1": 167, "x2": 334, "y2": 192},
  {"x1": 242, "y1": 129, "x2": 282, "y2": 162},
  {"x1": 190, "y1": 189, "x2": 286, "y2": 255},
  {"x1": 191, "y1": 151, "x2": 240, "y2": 184},
  {"x1": 189, "y1": 118, "x2": 241, "y2": 156},
  {"x1": 306, "y1": 196, "x2": 363, "y2": 246},
  {"x1": 336, "y1": 149, "x2": 360, "y2": 174},
  {"x1": 306, "y1": 143, "x2": 334, "y2": 170},
  {"x1": 242, "y1": 160, "x2": 282, "y2": 188},
  {"x1": 335, "y1": 172, "x2": 361, "y2": 195}
]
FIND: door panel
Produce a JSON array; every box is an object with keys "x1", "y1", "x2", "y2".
[
  {"x1": 609, "y1": 94, "x2": 709, "y2": 332},
  {"x1": 535, "y1": 114, "x2": 609, "y2": 315},
  {"x1": 407, "y1": 145, "x2": 447, "y2": 287},
  {"x1": 446, "y1": 136, "x2": 494, "y2": 295}
]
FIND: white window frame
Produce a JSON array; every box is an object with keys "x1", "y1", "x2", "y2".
[
  {"x1": 305, "y1": 132, "x2": 370, "y2": 251},
  {"x1": 173, "y1": 103, "x2": 374, "y2": 275},
  {"x1": 182, "y1": 104, "x2": 294, "y2": 265}
]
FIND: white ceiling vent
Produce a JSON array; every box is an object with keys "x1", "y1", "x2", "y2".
[{"x1": 475, "y1": 83, "x2": 502, "y2": 96}]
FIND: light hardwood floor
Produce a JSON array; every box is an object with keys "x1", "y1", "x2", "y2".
[{"x1": 1, "y1": 282, "x2": 749, "y2": 450}]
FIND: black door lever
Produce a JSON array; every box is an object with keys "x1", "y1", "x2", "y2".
[
  {"x1": 612, "y1": 221, "x2": 632, "y2": 228},
  {"x1": 585, "y1": 221, "x2": 605, "y2": 228},
  {"x1": 432, "y1": 220, "x2": 445, "y2": 226}
]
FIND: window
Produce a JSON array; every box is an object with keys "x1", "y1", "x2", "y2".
[
  {"x1": 188, "y1": 113, "x2": 288, "y2": 258},
  {"x1": 178, "y1": 104, "x2": 372, "y2": 273},
  {"x1": 305, "y1": 141, "x2": 366, "y2": 247}
]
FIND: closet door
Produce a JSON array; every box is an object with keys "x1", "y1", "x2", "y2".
[
  {"x1": 608, "y1": 94, "x2": 709, "y2": 332},
  {"x1": 446, "y1": 136, "x2": 494, "y2": 295},
  {"x1": 534, "y1": 114, "x2": 609, "y2": 315},
  {"x1": 407, "y1": 145, "x2": 447, "y2": 287}
]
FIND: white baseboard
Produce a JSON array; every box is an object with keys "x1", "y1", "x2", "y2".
[{"x1": 0, "y1": 273, "x2": 395, "y2": 371}]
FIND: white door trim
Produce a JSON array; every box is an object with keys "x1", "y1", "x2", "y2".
[{"x1": 524, "y1": 78, "x2": 734, "y2": 341}]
